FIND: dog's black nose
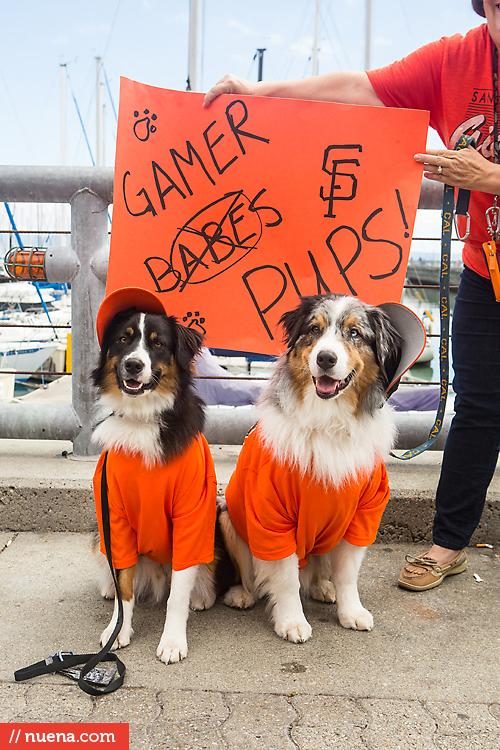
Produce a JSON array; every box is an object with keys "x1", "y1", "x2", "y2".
[
  {"x1": 124, "y1": 358, "x2": 144, "y2": 377},
  {"x1": 316, "y1": 350, "x2": 337, "y2": 371}
]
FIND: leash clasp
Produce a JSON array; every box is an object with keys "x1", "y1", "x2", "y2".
[
  {"x1": 486, "y1": 203, "x2": 500, "y2": 239},
  {"x1": 45, "y1": 650, "x2": 73, "y2": 665},
  {"x1": 454, "y1": 211, "x2": 470, "y2": 241}
]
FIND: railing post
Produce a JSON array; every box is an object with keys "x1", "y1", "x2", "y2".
[{"x1": 69, "y1": 188, "x2": 108, "y2": 456}]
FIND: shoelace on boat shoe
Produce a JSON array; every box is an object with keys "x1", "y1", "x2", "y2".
[{"x1": 403, "y1": 554, "x2": 443, "y2": 577}]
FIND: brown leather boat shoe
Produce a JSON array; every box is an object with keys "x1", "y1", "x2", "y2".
[{"x1": 397, "y1": 550, "x2": 468, "y2": 591}]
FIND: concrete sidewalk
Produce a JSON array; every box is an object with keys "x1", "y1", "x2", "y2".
[
  {"x1": 1, "y1": 438, "x2": 500, "y2": 748},
  {"x1": 1, "y1": 533, "x2": 499, "y2": 748}
]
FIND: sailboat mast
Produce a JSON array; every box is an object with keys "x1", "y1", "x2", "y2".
[
  {"x1": 60, "y1": 64, "x2": 66, "y2": 166},
  {"x1": 257, "y1": 48, "x2": 266, "y2": 81},
  {"x1": 96, "y1": 57, "x2": 104, "y2": 166},
  {"x1": 188, "y1": 0, "x2": 201, "y2": 91},
  {"x1": 312, "y1": 0, "x2": 320, "y2": 76},
  {"x1": 365, "y1": 0, "x2": 372, "y2": 70}
]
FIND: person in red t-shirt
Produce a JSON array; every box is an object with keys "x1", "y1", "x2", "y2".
[{"x1": 203, "y1": 0, "x2": 500, "y2": 591}]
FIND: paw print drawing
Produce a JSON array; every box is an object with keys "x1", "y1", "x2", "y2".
[
  {"x1": 133, "y1": 109, "x2": 157, "y2": 141},
  {"x1": 183, "y1": 311, "x2": 206, "y2": 335}
]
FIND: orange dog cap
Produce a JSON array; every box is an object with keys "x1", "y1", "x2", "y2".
[{"x1": 96, "y1": 287, "x2": 167, "y2": 346}]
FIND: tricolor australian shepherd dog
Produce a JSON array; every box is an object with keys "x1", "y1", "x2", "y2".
[
  {"x1": 91, "y1": 287, "x2": 217, "y2": 664},
  {"x1": 219, "y1": 293, "x2": 404, "y2": 643}
]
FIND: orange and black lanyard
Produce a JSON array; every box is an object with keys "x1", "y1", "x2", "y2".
[
  {"x1": 483, "y1": 46, "x2": 500, "y2": 301},
  {"x1": 394, "y1": 135, "x2": 473, "y2": 459}
]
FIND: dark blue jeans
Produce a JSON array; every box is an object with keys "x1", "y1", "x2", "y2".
[{"x1": 434, "y1": 264, "x2": 500, "y2": 549}]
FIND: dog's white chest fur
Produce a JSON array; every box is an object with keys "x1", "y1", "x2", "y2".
[
  {"x1": 93, "y1": 413, "x2": 162, "y2": 465},
  {"x1": 92, "y1": 391, "x2": 176, "y2": 466},
  {"x1": 258, "y1": 381, "x2": 396, "y2": 486}
]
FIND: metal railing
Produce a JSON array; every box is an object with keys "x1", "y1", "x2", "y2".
[
  {"x1": 0, "y1": 168, "x2": 447, "y2": 455},
  {"x1": 0, "y1": 167, "x2": 110, "y2": 455}
]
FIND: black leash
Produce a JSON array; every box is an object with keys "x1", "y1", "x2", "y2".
[
  {"x1": 14, "y1": 451, "x2": 126, "y2": 696},
  {"x1": 393, "y1": 134, "x2": 474, "y2": 460}
]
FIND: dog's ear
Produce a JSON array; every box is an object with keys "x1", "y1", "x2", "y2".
[
  {"x1": 280, "y1": 306, "x2": 304, "y2": 350},
  {"x1": 366, "y1": 307, "x2": 402, "y2": 393},
  {"x1": 175, "y1": 323, "x2": 204, "y2": 369}
]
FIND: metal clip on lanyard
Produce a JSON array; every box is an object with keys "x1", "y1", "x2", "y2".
[
  {"x1": 454, "y1": 183, "x2": 471, "y2": 240},
  {"x1": 486, "y1": 198, "x2": 500, "y2": 237}
]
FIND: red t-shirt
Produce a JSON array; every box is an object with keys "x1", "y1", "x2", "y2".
[
  {"x1": 225, "y1": 425, "x2": 390, "y2": 568},
  {"x1": 93, "y1": 434, "x2": 217, "y2": 571},
  {"x1": 367, "y1": 23, "x2": 496, "y2": 278}
]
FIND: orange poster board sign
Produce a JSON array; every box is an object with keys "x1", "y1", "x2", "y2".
[{"x1": 107, "y1": 77, "x2": 429, "y2": 354}]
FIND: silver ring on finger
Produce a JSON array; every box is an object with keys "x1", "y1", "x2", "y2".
[{"x1": 437, "y1": 165, "x2": 443, "y2": 175}]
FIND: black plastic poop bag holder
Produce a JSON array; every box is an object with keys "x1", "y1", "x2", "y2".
[{"x1": 14, "y1": 452, "x2": 126, "y2": 696}]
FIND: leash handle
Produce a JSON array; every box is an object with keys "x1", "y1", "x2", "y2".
[
  {"x1": 14, "y1": 451, "x2": 126, "y2": 696},
  {"x1": 393, "y1": 134, "x2": 475, "y2": 460},
  {"x1": 14, "y1": 652, "x2": 125, "y2": 688}
]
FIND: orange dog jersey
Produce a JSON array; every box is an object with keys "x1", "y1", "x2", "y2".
[
  {"x1": 93, "y1": 434, "x2": 217, "y2": 571},
  {"x1": 225, "y1": 425, "x2": 389, "y2": 568}
]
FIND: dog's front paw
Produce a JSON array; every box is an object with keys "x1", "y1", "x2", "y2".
[
  {"x1": 100, "y1": 623, "x2": 133, "y2": 649},
  {"x1": 338, "y1": 606, "x2": 373, "y2": 631},
  {"x1": 311, "y1": 579, "x2": 336, "y2": 603},
  {"x1": 190, "y1": 590, "x2": 216, "y2": 611},
  {"x1": 224, "y1": 585, "x2": 255, "y2": 609},
  {"x1": 275, "y1": 618, "x2": 312, "y2": 643},
  {"x1": 157, "y1": 635, "x2": 188, "y2": 664}
]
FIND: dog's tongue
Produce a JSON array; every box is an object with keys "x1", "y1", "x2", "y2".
[
  {"x1": 315, "y1": 376, "x2": 339, "y2": 394},
  {"x1": 125, "y1": 379, "x2": 142, "y2": 390}
]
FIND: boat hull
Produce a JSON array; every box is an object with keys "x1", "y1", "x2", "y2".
[{"x1": 0, "y1": 343, "x2": 59, "y2": 381}]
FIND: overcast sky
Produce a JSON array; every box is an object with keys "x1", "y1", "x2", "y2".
[{"x1": 0, "y1": 0, "x2": 481, "y2": 168}]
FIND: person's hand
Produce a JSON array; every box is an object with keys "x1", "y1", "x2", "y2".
[
  {"x1": 414, "y1": 146, "x2": 499, "y2": 193},
  {"x1": 203, "y1": 74, "x2": 260, "y2": 107}
]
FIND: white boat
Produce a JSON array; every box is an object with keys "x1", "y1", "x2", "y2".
[
  {"x1": 0, "y1": 306, "x2": 71, "y2": 344},
  {"x1": 0, "y1": 341, "x2": 59, "y2": 381},
  {"x1": 0, "y1": 281, "x2": 57, "y2": 311},
  {"x1": 0, "y1": 284, "x2": 71, "y2": 383}
]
